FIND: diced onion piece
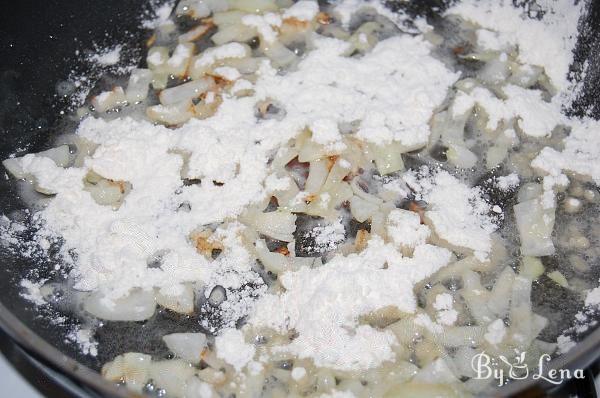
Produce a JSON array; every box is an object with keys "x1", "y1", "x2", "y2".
[
  {"x1": 517, "y1": 183, "x2": 542, "y2": 202},
  {"x1": 447, "y1": 144, "x2": 477, "y2": 169},
  {"x1": 263, "y1": 40, "x2": 297, "y2": 68},
  {"x1": 547, "y1": 270, "x2": 569, "y2": 288},
  {"x1": 241, "y1": 210, "x2": 297, "y2": 242},
  {"x1": 147, "y1": 47, "x2": 170, "y2": 70},
  {"x1": 185, "y1": 376, "x2": 219, "y2": 398},
  {"x1": 189, "y1": 43, "x2": 252, "y2": 79},
  {"x1": 126, "y1": 69, "x2": 153, "y2": 103},
  {"x1": 163, "y1": 333, "x2": 207, "y2": 364},
  {"x1": 149, "y1": 360, "x2": 196, "y2": 398},
  {"x1": 92, "y1": 86, "x2": 126, "y2": 113},
  {"x1": 102, "y1": 353, "x2": 152, "y2": 393},
  {"x1": 436, "y1": 326, "x2": 485, "y2": 348},
  {"x1": 478, "y1": 58, "x2": 510, "y2": 84},
  {"x1": 165, "y1": 43, "x2": 195, "y2": 77},
  {"x1": 304, "y1": 159, "x2": 329, "y2": 193},
  {"x1": 176, "y1": 0, "x2": 211, "y2": 18},
  {"x1": 487, "y1": 266, "x2": 515, "y2": 317},
  {"x1": 514, "y1": 198, "x2": 555, "y2": 257},
  {"x1": 222, "y1": 56, "x2": 265, "y2": 73},
  {"x1": 228, "y1": 0, "x2": 278, "y2": 13},
  {"x1": 254, "y1": 239, "x2": 290, "y2": 274},
  {"x1": 368, "y1": 142, "x2": 413, "y2": 175},
  {"x1": 147, "y1": 100, "x2": 195, "y2": 125},
  {"x1": 485, "y1": 143, "x2": 508, "y2": 169},
  {"x1": 86, "y1": 179, "x2": 127, "y2": 206},
  {"x1": 211, "y1": 24, "x2": 257, "y2": 45},
  {"x1": 350, "y1": 195, "x2": 379, "y2": 223},
  {"x1": 179, "y1": 24, "x2": 214, "y2": 43},
  {"x1": 151, "y1": 70, "x2": 170, "y2": 90},
  {"x1": 37, "y1": 145, "x2": 71, "y2": 168},
  {"x1": 520, "y1": 256, "x2": 544, "y2": 280},
  {"x1": 159, "y1": 78, "x2": 215, "y2": 106},
  {"x1": 194, "y1": 93, "x2": 223, "y2": 119},
  {"x1": 83, "y1": 289, "x2": 156, "y2": 321},
  {"x1": 2, "y1": 157, "x2": 25, "y2": 179},
  {"x1": 156, "y1": 284, "x2": 195, "y2": 314},
  {"x1": 509, "y1": 276, "x2": 534, "y2": 348}
]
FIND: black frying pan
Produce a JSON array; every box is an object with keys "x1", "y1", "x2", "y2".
[{"x1": 1, "y1": 0, "x2": 600, "y2": 397}]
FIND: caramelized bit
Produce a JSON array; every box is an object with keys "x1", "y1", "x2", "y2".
[
  {"x1": 191, "y1": 229, "x2": 224, "y2": 258},
  {"x1": 408, "y1": 200, "x2": 427, "y2": 224},
  {"x1": 355, "y1": 229, "x2": 370, "y2": 251},
  {"x1": 326, "y1": 155, "x2": 339, "y2": 171},
  {"x1": 316, "y1": 12, "x2": 332, "y2": 25}
]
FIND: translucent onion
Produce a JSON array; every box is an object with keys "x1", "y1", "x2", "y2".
[
  {"x1": 447, "y1": 144, "x2": 477, "y2": 169},
  {"x1": 514, "y1": 197, "x2": 555, "y2": 257},
  {"x1": 263, "y1": 40, "x2": 298, "y2": 68},
  {"x1": 92, "y1": 86, "x2": 127, "y2": 113},
  {"x1": 211, "y1": 23, "x2": 257, "y2": 45},
  {"x1": 147, "y1": 100, "x2": 195, "y2": 125},
  {"x1": 126, "y1": 68, "x2": 153, "y2": 103},
  {"x1": 162, "y1": 332, "x2": 207, "y2": 364},
  {"x1": 83, "y1": 289, "x2": 156, "y2": 321},
  {"x1": 165, "y1": 43, "x2": 195, "y2": 77},
  {"x1": 350, "y1": 195, "x2": 379, "y2": 223},
  {"x1": 241, "y1": 210, "x2": 297, "y2": 242},
  {"x1": 102, "y1": 353, "x2": 152, "y2": 393},
  {"x1": 228, "y1": 0, "x2": 278, "y2": 13},
  {"x1": 149, "y1": 360, "x2": 196, "y2": 398},
  {"x1": 156, "y1": 284, "x2": 195, "y2": 314},
  {"x1": 147, "y1": 47, "x2": 170, "y2": 70},
  {"x1": 178, "y1": 24, "x2": 214, "y2": 43},
  {"x1": 487, "y1": 266, "x2": 515, "y2": 317},
  {"x1": 304, "y1": 159, "x2": 329, "y2": 193},
  {"x1": 159, "y1": 78, "x2": 215, "y2": 106}
]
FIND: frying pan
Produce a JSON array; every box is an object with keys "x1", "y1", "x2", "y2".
[{"x1": 1, "y1": 0, "x2": 600, "y2": 397}]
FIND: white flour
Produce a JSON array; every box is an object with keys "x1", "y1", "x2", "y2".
[{"x1": 2, "y1": 0, "x2": 599, "y2": 376}]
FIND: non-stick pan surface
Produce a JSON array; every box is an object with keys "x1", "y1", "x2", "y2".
[{"x1": 1, "y1": 1, "x2": 600, "y2": 397}]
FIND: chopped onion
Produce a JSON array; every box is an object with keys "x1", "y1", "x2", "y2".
[
  {"x1": 446, "y1": 144, "x2": 477, "y2": 169},
  {"x1": 102, "y1": 353, "x2": 152, "y2": 393},
  {"x1": 165, "y1": 43, "x2": 195, "y2": 77},
  {"x1": 487, "y1": 266, "x2": 514, "y2": 317},
  {"x1": 520, "y1": 256, "x2": 544, "y2": 280},
  {"x1": 83, "y1": 289, "x2": 156, "y2": 321},
  {"x1": 163, "y1": 333, "x2": 207, "y2": 364},
  {"x1": 159, "y1": 78, "x2": 215, "y2": 106},
  {"x1": 241, "y1": 210, "x2": 297, "y2": 242},
  {"x1": 304, "y1": 159, "x2": 329, "y2": 193},
  {"x1": 228, "y1": 0, "x2": 278, "y2": 12},
  {"x1": 179, "y1": 24, "x2": 214, "y2": 43},
  {"x1": 514, "y1": 197, "x2": 555, "y2": 257},
  {"x1": 350, "y1": 195, "x2": 379, "y2": 223},
  {"x1": 263, "y1": 40, "x2": 298, "y2": 69},
  {"x1": 369, "y1": 142, "x2": 407, "y2": 175},
  {"x1": 126, "y1": 69, "x2": 153, "y2": 103},
  {"x1": 211, "y1": 23, "x2": 257, "y2": 45},
  {"x1": 149, "y1": 360, "x2": 196, "y2": 398},
  {"x1": 2, "y1": 157, "x2": 25, "y2": 179},
  {"x1": 547, "y1": 270, "x2": 569, "y2": 288},
  {"x1": 147, "y1": 47, "x2": 170, "y2": 70},
  {"x1": 156, "y1": 284, "x2": 195, "y2": 314},
  {"x1": 147, "y1": 100, "x2": 195, "y2": 125},
  {"x1": 92, "y1": 86, "x2": 127, "y2": 113}
]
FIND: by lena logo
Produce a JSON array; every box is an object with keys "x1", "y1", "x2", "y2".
[{"x1": 471, "y1": 351, "x2": 585, "y2": 386}]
